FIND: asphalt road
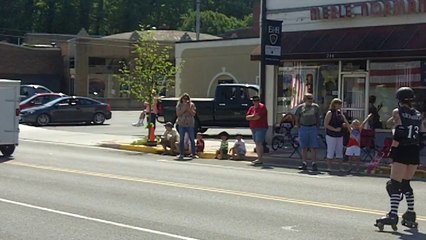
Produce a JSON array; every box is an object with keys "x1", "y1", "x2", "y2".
[
  {"x1": 1, "y1": 138, "x2": 426, "y2": 239},
  {"x1": 41, "y1": 111, "x2": 254, "y2": 139}
]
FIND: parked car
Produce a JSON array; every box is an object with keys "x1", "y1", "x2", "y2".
[
  {"x1": 20, "y1": 84, "x2": 53, "y2": 101},
  {"x1": 159, "y1": 83, "x2": 259, "y2": 132},
  {"x1": 20, "y1": 93, "x2": 67, "y2": 110},
  {"x1": 20, "y1": 96, "x2": 112, "y2": 126}
]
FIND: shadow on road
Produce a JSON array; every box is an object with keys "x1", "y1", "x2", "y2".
[{"x1": 0, "y1": 156, "x2": 14, "y2": 163}]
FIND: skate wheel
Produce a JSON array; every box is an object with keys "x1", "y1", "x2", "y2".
[
  {"x1": 391, "y1": 225, "x2": 398, "y2": 231},
  {"x1": 374, "y1": 222, "x2": 384, "y2": 231}
]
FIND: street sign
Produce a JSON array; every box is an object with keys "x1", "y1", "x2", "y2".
[{"x1": 262, "y1": 19, "x2": 283, "y2": 66}]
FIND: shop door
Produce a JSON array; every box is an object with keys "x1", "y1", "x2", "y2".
[{"x1": 340, "y1": 75, "x2": 367, "y2": 122}]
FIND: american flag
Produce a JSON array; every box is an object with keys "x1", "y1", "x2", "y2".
[
  {"x1": 290, "y1": 72, "x2": 306, "y2": 109},
  {"x1": 370, "y1": 61, "x2": 422, "y2": 88}
]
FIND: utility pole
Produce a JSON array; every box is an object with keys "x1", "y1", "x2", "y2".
[
  {"x1": 196, "y1": 0, "x2": 201, "y2": 40},
  {"x1": 260, "y1": 0, "x2": 266, "y2": 102}
]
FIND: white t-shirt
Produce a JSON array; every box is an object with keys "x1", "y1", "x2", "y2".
[{"x1": 234, "y1": 139, "x2": 246, "y2": 154}]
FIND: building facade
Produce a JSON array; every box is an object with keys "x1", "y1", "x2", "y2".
[
  {"x1": 175, "y1": 38, "x2": 260, "y2": 98},
  {"x1": 21, "y1": 30, "x2": 220, "y2": 109},
  {"x1": 259, "y1": 0, "x2": 426, "y2": 129},
  {"x1": 0, "y1": 42, "x2": 64, "y2": 92}
]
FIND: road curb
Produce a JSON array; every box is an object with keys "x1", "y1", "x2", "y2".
[{"x1": 106, "y1": 144, "x2": 257, "y2": 161}]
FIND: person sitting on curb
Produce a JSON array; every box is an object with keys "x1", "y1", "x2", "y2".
[
  {"x1": 196, "y1": 132, "x2": 205, "y2": 155},
  {"x1": 160, "y1": 122, "x2": 179, "y2": 155},
  {"x1": 229, "y1": 133, "x2": 246, "y2": 160},
  {"x1": 215, "y1": 131, "x2": 229, "y2": 160}
]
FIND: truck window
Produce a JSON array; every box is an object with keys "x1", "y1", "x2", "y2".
[
  {"x1": 220, "y1": 88, "x2": 236, "y2": 101},
  {"x1": 247, "y1": 88, "x2": 258, "y2": 99},
  {"x1": 240, "y1": 88, "x2": 249, "y2": 101}
]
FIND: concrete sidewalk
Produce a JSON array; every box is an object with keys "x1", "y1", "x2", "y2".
[{"x1": 18, "y1": 124, "x2": 426, "y2": 179}]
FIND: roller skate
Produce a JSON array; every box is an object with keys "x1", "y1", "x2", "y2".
[
  {"x1": 374, "y1": 212, "x2": 398, "y2": 231},
  {"x1": 401, "y1": 211, "x2": 418, "y2": 229}
]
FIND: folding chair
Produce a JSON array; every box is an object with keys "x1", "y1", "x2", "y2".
[
  {"x1": 360, "y1": 129, "x2": 377, "y2": 162},
  {"x1": 376, "y1": 138, "x2": 393, "y2": 159},
  {"x1": 367, "y1": 137, "x2": 393, "y2": 174}
]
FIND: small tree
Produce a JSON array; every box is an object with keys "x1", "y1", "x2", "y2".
[{"x1": 115, "y1": 26, "x2": 181, "y2": 144}]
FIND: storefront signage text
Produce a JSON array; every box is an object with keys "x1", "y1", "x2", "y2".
[{"x1": 311, "y1": 0, "x2": 426, "y2": 20}]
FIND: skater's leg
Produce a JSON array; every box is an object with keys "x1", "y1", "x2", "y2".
[
  {"x1": 386, "y1": 179, "x2": 402, "y2": 216},
  {"x1": 401, "y1": 179, "x2": 414, "y2": 212}
]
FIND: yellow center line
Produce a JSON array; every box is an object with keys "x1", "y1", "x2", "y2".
[{"x1": 7, "y1": 161, "x2": 426, "y2": 222}]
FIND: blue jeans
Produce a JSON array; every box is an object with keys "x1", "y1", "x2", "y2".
[{"x1": 178, "y1": 125, "x2": 195, "y2": 156}]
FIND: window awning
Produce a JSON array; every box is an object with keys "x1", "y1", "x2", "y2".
[{"x1": 251, "y1": 23, "x2": 426, "y2": 61}]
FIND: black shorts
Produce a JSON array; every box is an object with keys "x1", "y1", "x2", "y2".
[{"x1": 391, "y1": 145, "x2": 420, "y2": 165}]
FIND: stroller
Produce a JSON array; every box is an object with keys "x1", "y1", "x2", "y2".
[
  {"x1": 271, "y1": 121, "x2": 300, "y2": 158},
  {"x1": 367, "y1": 137, "x2": 393, "y2": 174}
]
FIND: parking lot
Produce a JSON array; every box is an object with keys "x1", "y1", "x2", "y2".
[{"x1": 42, "y1": 111, "x2": 254, "y2": 140}]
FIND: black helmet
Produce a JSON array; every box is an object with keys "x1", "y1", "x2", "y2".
[{"x1": 396, "y1": 87, "x2": 415, "y2": 101}]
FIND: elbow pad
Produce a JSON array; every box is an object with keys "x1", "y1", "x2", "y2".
[{"x1": 393, "y1": 125, "x2": 407, "y2": 142}]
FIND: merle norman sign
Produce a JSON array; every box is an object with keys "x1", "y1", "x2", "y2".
[{"x1": 263, "y1": 19, "x2": 283, "y2": 66}]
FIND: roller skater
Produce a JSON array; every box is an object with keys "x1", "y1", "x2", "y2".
[{"x1": 375, "y1": 87, "x2": 424, "y2": 231}]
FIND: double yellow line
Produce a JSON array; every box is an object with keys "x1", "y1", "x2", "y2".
[{"x1": 7, "y1": 161, "x2": 426, "y2": 222}]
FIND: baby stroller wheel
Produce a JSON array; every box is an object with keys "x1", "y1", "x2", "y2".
[{"x1": 272, "y1": 135, "x2": 284, "y2": 151}]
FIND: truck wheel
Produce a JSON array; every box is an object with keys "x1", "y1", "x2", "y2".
[
  {"x1": 1, "y1": 145, "x2": 15, "y2": 157},
  {"x1": 93, "y1": 113, "x2": 106, "y2": 125},
  {"x1": 36, "y1": 114, "x2": 50, "y2": 126}
]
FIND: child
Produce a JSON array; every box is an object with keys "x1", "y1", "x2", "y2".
[
  {"x1": 132, "y1": 102, "x2": 149, "y2": 127},
  {"x1": 215, "y1": 131, "x2": 229, "y2": 160},
  {"x1": 346, "y1": 114, "x2": 372, "y2": 173},
  {"x1": 229, "y1": 133, "x2": 246, "y2": 160},
  {"x1": 196, "y1": 132, "x2": 205, "y2": 155}
]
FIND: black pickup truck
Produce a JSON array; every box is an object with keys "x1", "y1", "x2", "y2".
[{"x1": 158, "y1": 84, "x2": 259, "y2": 132}]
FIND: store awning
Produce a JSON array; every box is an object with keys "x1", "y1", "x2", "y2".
[{"x1": 251, "y1": 23, "x2": 426, "y2": 61}]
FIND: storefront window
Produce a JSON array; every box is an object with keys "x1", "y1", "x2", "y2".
[
  {"x1": 88, "y1": 76, "x2": 106, "y2": 97},
  {"x1": 88, "y1": 74, "x2": 132, "y2": 98},
  {"x1": 369, "y1": 60, "x2": 426, "y2": 129},
  {"x1": 277, "y1": 62, "x2": 339, "y2": 122}
]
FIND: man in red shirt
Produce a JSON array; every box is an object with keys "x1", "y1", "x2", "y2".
[{"x1": 246, "y1": 95, "x2": 268, "y2": 166}]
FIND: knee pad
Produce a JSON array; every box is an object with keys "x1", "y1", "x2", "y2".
[
  {"x1": 386, "y1": 179, "x2": 402, "y2": 196},
  {"x1": 401, "y1": 179, "x2": 413, "y2": 195}
]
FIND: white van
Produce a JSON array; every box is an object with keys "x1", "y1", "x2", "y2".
[{"x1": 0, "y1": 79, "x2": 20, "y2": 156}]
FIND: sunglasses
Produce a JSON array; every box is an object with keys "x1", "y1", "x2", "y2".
[{"x1": 252, "y1": 99, "x2": 260, "y2": 102}]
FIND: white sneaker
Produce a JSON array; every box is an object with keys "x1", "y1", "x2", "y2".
[{"x1": 132, "y1": 122, "x2": 140, "y2": 127}]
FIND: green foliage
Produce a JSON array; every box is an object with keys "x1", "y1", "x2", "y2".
[
  {"x1": 131, "y1": 135, "x2": 161, "y2": 145},
  {"x1": 0, "y1": 0, "x2": 255, "y2": 41},
  {"x1": 114, "y1": 26, "x2": 182, "y2": 113},
  {"x1": 179, "y1": 10, "x2": 247, "y2": 36}
]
